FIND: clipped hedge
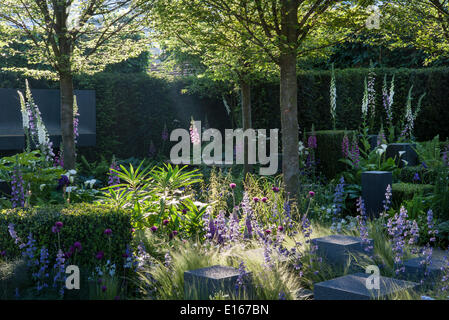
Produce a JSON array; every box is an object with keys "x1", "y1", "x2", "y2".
[
  {"x1": 398, "y1": 166, "x2": 437, "y2": 184},
  {"x1": 392, "y1": 183, "x2": 434, "y2": 206},
  {"x1": 310, "y1": 130, "x2": 355, "y2": 179},
  {"x1": 1, "y1": 67, "x2": 449, "y2": 163},
  {"x1": 251, "y1": 67, "x2": 449, "y2": 142},
  {"x1": 0, "y1": 203, "x2": 133, "y2": 270}
]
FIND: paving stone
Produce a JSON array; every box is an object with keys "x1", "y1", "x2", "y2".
[
  {"x1": 311, "y1": 234, "x2": 374, "y2": 270},
  {"x1": 314, "y1": 273, "x2": 419, "y2": 300},
  {"x1": 362, "y1": 171, "x2": 392, "y2": 218},
  {"x1": 404, "y1": 256, "x2": 446, "y2": 283},
  {"x1": 184, "y1": 265, "x2": 251, "y2": 300}
]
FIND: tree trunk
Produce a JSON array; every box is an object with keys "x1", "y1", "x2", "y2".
[
  {"x1": 241, "y1": 79, "x2": 253, "y2": 177},
  {"x1": 279, "y1": 0, "x2": 299, "y2": 199},
  {"x1": 60, "y1": 72, "x2": 75, "y2": 169}
]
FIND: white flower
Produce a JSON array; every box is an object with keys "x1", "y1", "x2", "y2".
[
  {"x1": 84, "y1": 179, "x2": 97, "y2": 189},
  {"x1": 65, "y1": 186, "x2": 77, "y2": 193},
  {"x1": 39, "y1": 184, "x2": 46, "y2": 191},
  {"x1": 67, "y1": 169, "x2": 77, "y2": 176},
  {"x1": 398, "y1": 151, "x2": 406, "y2": 157},
  {"x1": 376, "y1": 144, "x2": 388, "y2": 156}
]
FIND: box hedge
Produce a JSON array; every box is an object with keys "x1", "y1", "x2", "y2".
[
  {"x1": 392, "y1": 183, "x2": 434, "y2": 206},
  {"x1": 0, "y1": 203, "x2": 133, "y2": 270},
  {"x1": 398, "y1": 166, "x2": 437, "y2": 184}
]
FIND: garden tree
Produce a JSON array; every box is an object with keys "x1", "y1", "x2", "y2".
[
  {"x1": 147, "y1": 0, "x2": 277, "y2": 175},
  {"x1": 381, "y1": 0, "x2": 449, "y2": 64},
  {"x1": 0, "y1": 0, "x2": 150, "y2": 169},
  {"x1": 199, "y1": 0, "x2": 367, "y2": 198}
]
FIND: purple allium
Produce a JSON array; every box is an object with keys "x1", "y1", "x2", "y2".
[
  {"x1": 101, "y1": 285, "x2": 107, "y2": 292},
  {"x1": 95, "y1": 251, "x2": 104, "y2": 260},
  {"x1": 169, "y1": 230, "x2": 178, "y2": 239},
  {"x1": 272, "y1": 186, "x2": 280, "y2": 193},
  {"x1": 278, "y1": 226, "x2": 284, "y2": 232},
  {"x1": 163, "y1": 219, "x2": 169, "y2": 225},
  {"x1": 182, "y1": 209, "x2": 187, "y2": 214},
  {"x1": 308, "y1": 191, "x2": 315, "y2": 197},
  {"x1": 0, "y1": 250, "x2": 5, "y2": 257},
  {"x1": 265, "y1": 229, "x2": 271, "y2": 234},
  {"x1": 52, "y1": 222, "x2": 63, "y2": 234},
  {"x1": 229, "y1": 183, "x2": 237, "y2": 189},
  {"x1": 150, "y1": 226, "x2": 158, "y2": 232},
  {"x1": 104, "y1": 228, "x2": 112, "y2": 236},
  {"x1": 261, "y1": 197, "x2": 268, "y2": 203},
  {"x1": 73, "y1": 242, "x2": 82, "y2": 251},
  {"x1": 253, "y1": 197, "x2": 259, "y2": 203}
]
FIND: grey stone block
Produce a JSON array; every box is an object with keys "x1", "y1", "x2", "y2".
[
  {"x1": 311, "y1": 235, "x2": 374, "y2": 270},
  {"x1": 362, "y1": 171, "x2": 392, "y2": 218},
  {"x1": 184, "y1": 265, "x2": 251, "y2": 300},
  {"x1": 404, "y1": 256, "x2": 446, "y2": 283},
  {"x1": 314, "y1": 273, "x2": 419, "y2": 300},
  {"x1": 386, "y1": 143, "x2": 418, "y2": 168}
]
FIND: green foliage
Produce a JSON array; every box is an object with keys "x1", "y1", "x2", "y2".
[
  {"x1": 0, "y1": 151, "x2": 65, "y2": 206},
  {"x1": 100, "y1": 162, "x2": 204, "y2": 235},
  {"x1": 391, "y1": 183, "x2": 434, "y2": 208},
  {"x1": 415, "y1": 136, "x2": 444, "y2": 168},
  {"x1": 431, "y1": 165, "x2": 449, "y2": 221},
  {"x1": 0, "y1": 203, "x2": 133, "y2": 270},
  {"x1": 398, "y1": 166, "x2": 437, "y2": 185}
]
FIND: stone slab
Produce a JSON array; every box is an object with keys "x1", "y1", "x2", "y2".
[
  {"x1": 311, "y1": 235, "x2": 374, "y2": 270},
  {"x1": 184, "y1": 265, "x2": 251, "y2": 300},
  {"x1": 314, "y1": 273, "x2": 419, "y2": 300},
  {"x1": 404, "y1": 256, "x2": 446, "y2": 282}
]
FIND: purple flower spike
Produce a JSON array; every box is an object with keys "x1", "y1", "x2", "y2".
[{"x1": 95, "y1": 251, "x2": 104, "y2": 260}]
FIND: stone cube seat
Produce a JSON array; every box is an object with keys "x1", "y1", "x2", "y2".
[{"x1": 314, "y1": 273, "x2": 419, "y2": 300}]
